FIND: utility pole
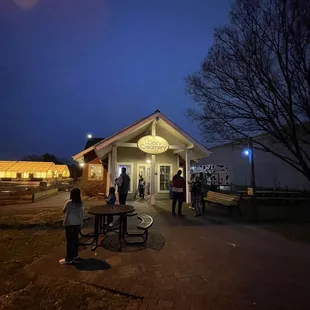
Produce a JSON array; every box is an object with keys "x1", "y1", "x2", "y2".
[{"x1": 248, "y1": 137, "x2": 257, "y2": 221}]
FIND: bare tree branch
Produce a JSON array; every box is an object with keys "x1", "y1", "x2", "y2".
[{"x1": 186, "y1": 0, "x2": 310, "y2": 180}]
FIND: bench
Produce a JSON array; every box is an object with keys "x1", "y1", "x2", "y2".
[
  {"x1": 79, "y1": 216, "x2": 93, "y2": 240},
  {"x1": 204, "y1": 191, "x2": 242, "y2": 216},
  {"x1": 125, "y1": 214, "x2": 153, "y2": 244},
  {"x1": 127, "y1": 209, "x2": 137, "y2": 217}
]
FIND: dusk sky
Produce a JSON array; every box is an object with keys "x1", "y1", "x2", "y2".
[{"x1": 0, "y1": 0, "x2": 232, "y2": 160}]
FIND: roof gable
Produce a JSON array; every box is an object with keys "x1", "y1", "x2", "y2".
[{"x1": 72, "y1": 110, "x2": 210, "y2": 160}]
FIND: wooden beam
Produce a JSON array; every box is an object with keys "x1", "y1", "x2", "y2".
[
  {"x1": 173, "y1": 149, "x2": 185, "y2": 155},
  {"x1": 116, "y1": 142, "x2": 137, "y2": 147},
  {"x1": 169, "y1": 144, "x2": 186, "y2": 150}
]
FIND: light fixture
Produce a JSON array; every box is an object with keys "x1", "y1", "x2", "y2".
[
  {"x1": 79, "y1": 162, "x2": 85, "y2": 167},
  {"x1": 146, "y1": 159, "x2": 151, "y2": 164},
  {"x1": 87, "y1": 134, "x2": 92, "y2": 139},
  {"x1": 243, "y1": 149, "x2": 251, "y2": 156}
]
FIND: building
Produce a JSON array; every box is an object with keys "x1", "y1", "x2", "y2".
[
  {"x1": 0, "y1": 161, "x2": 70, "y2": 180},
  {"x1": 72, "y1": 110, "x2": 210, "y2": 203},
  {"x1": 198, "y1": 135, "x2": 310, "y2": 191}
]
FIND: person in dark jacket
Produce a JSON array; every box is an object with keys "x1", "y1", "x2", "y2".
[
  {"x1": 172, "y1": 170, "x2": 186, "y2": 216},
  {"x1": 116, "y1": 167, "x2": 131, "y2": 205},
  {"x1": 199, "y1": 172, "x2": 207, "y2": 212},
  {"x1": 192, "y1": 176, "x2": 202, "y2": 217}
]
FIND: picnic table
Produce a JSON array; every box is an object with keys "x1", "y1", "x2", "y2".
[{"x1": 87, "y1": 204, "x2": 135, "y2": 251}]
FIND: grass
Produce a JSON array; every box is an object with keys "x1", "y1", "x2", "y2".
[{"x1": 0, "y1": 205, "x2": 141, "y2": 309}]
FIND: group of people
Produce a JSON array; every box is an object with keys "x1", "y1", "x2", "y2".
[
  {"x1": 60, "y1": 167, "x2": 207, "y2": 264},
  {"x1": 171, "y1": 170, "x2": 207, "y2": 217},
  {"x1": 59, "y1": 167, "x2": 131, "y2": 265}
]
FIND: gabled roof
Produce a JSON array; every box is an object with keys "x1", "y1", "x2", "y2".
[
  {"x1": 72, "y1": 110, "x2": 210, "y2": 160},
  {"x1": 54, "y1": 165, "x2": 69, "y2": 173},
  {"x1": 0, "y1": 161, "x2": 56, "y2": 173},
  {"x1": 84, "y1": 138, "x2": 104, "y2": 150}
]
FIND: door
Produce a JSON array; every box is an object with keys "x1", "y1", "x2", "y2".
[{"x1": 137, "y1": 164, "x2": 151, "y2": 196}]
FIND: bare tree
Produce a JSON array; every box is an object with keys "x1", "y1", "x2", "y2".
[{"x1": 186, "y1": 0, "x2": 310, "y2": 180}]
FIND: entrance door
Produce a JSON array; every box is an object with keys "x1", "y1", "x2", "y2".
[{"x1": 137, "y1": 164, "x2": 151, "y2": 196}]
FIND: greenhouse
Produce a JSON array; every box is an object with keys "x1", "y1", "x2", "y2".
[
  {"x1": 0, "y1": 161, "x2": 70, "y2": 180},
  {"x1": 54, "y1": 165, "x2": 70, "y2": 178}
]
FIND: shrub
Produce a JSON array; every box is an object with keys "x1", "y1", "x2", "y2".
[{"x1": 77, "y1": 180, "x2": 106, "y2": 198}]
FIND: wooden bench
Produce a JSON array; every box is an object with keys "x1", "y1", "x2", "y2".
[
  {"x1": 125, "y1": 214, "x2": 153, "y2": 244},
  {"x1": 204, "y1": 191, "x2": 242, "y2": 216}
]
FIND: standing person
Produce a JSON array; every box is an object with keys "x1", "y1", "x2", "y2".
[
  {"x1": 192, "y1": 175, "x2": 202, "y2": 217},
  {"x1": 199, "y1": 172, "x2": 207, "y2": 212},
  {"x1": 105, "y1": 187, "x2": 116, "y2": 227},
  {"x1": 59, "y1": 188, "x2": 84, "y2": 265},
  {"x1": 138, "y1": 176, "x2": 145, "y2": 199},
  {"x1": 116, "y1": 167, "x2": 131, "y2": 205},
  {"x1": 188, "y1": 173, "x2": 195, "y2": 210},
  {"x1": 172, "y1": 170, "x2": 186, "y2": 216}
]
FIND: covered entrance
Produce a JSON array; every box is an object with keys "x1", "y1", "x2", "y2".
[
  {"x1": 73, "y1": 110, "x2": 210, "y2": 204},
  {"x1": 137, "y1": 163, "x2": 151, "y2": 197}
]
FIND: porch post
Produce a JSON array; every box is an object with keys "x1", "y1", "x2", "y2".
[
  {"x1": 151, "y1": 120, "x2": 156, "y2": 205},
  {"x1": 185, "y1": 149, "x2": 191, "y2": 203},
  {"x1": 176, "y1": 154, "x2": 180, "y2": 172},
  {"x1": 111, "y1": 146, "x2": 117, "y2": 186},
  {"x1": 106, "y1": 152, "x2": 112, "y2": 194}
]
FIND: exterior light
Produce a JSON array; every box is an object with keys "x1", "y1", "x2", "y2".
[
  {"x1": 243, "y1": 149, "x2": 251, "y2": 156},
  {"x1": 79, "y1": 163, "x2": 85, "y2": 167},
  {"x1": 87, "y1": 134, "x2": 92, "y2": 139},
  {"x1": 146, "y1": 159, "x2": 151, "y2": 164}
]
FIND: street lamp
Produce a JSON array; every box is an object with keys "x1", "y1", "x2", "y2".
[
  {"x1": 87, "y1": 134, "x2": 92, "y2": 139},
  {"x1": 243, "y1": 137, "x2": 257, "y2": 220}
]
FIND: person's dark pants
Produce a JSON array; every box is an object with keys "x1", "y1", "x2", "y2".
[
  {"x1": 172, "y1": 192, "x2": 183, "y2": 215},
  {"x1": 201, "y1": 193, "x2": 206, "y2": 212},
  {"x1": 65, "y1": 225, "x2": 80, "y2": 262},
  {"x1": 119, "y1": 193, "x2": 127, "y2": 205},
  {"x1": 139, "y1": 186, "x2": 145, "y2": 198}
]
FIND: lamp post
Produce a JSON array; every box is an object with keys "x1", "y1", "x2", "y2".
[{"x1": 243, "y1": 137, "x2": 257, "y2": 221}]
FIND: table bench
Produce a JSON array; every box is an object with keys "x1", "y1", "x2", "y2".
[
  {"x1": 79, "y1": 216, "x2": 94, "y2": 245},
  {"x1": 125, "y1": 214, "x2": 153, "y2": 244},
  {"x1": 204, "y1": 191, "x2": 242, "y2": 216}
]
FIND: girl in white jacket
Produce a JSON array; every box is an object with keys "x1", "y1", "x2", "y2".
[{"x1": 59, "y1": 188, "x2": 84, "y2": 265}]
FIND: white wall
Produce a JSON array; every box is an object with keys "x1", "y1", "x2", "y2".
[{"x1": 198, "y1": 137, "x2": 310, "y2": 190}]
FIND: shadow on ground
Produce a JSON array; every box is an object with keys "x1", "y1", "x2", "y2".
[
  {"x1": 75, "y1": 258, "x2": 111, "y2": 271},
  {"x1": 101, "y1": 231, "x2": 165, "y2": 252}
]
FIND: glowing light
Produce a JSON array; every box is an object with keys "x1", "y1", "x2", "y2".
[
  {"x1": 87, "y1": 134, "x2": 92, "y2": 139},
  {"x1": 243, "y1": 149, "x2": 251, "y2": 157},
  {"x1": 146, "y1": 160, "x2": 151, "y2": 164},
  {"x1": 79, "y1": 163, "x2": 85, "y2": 167}
]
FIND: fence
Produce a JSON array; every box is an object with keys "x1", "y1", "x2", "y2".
[{"x1": 32, "y1": 188, "x2": 58, "y2": 202}]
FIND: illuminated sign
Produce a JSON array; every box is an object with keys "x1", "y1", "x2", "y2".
[{"x1": 137, "y1": 135, "x2": 169, "y2": 154}]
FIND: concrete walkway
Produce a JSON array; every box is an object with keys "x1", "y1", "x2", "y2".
[{"x1": 28, "y1": 199, "x2": 310, "y2": 310}]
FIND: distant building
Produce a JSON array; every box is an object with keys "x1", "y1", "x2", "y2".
[
  {"x1": 198, "y1": 134, "x2": 310, "y2": 191},
  {"x1": 73, "y1": 110, "x2": 210, "y2": 203},
  {"x1": 0, "y1": 161, "x2": 70, "y2": 180}
]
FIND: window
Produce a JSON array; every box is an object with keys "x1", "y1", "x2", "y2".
[
  {"x1": 158, "y1": 164, "x2": 172, "y2": 192},
  {"x1": 88, "y1": 164, "x2": 103, "y2": 180},
  {"x1": 117, "y1": 163, "x2": 133, "y2": 193}
]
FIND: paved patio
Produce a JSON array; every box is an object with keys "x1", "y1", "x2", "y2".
[{"x1": 28, "y1": 199, "x2": 310, "y2": 310}]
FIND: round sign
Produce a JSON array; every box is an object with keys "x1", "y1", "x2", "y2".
[{"x1": 137, "y1": 135, "x2": 169, "y2": 154}]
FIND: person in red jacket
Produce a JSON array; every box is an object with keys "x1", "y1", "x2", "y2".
[{"x1": 172, "y1": 170, "x2": 186, "y2": 215}]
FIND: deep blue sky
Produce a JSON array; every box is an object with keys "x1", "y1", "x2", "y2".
[{"x1": 0, "y1": 0, "x2": 231, "y2": 160}]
